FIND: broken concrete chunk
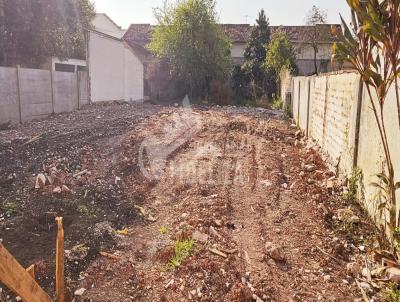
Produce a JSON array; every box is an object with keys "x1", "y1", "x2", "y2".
[
  {"x1": 35, "y1": 173, "x2": 47, "y2": 189},
  {"x1": 192, "y1": 230, "x2": 209, "y2": 243},
  {"x1": 62, "y1": 185, "x2": 72, "y2": 194},
  {"x1": 53, "y1": 186, "x2": 62, "y2": 194},
  {"x1": 346, "y1": 262, "x2": 361, "y2": 276},
  {"x1": 304, "y1": 164, "x2": 317, "y2": 172},
  {"x1": 265, "y1": 242, "x2": 286, "y2": 262},
  {"x1": 387, "y1": 267, "x2": 400, "y2": 282},
  {"x1": 74, "y1": 288, "x2": 86, "y2": 296}
]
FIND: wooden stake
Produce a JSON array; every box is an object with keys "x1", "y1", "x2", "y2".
[
  {"x1": 0, "y1": 244, "x2": 52, "y2": 302},
  {"x1": 55, "y1": 217, "x2": 65, "y2": 302}
]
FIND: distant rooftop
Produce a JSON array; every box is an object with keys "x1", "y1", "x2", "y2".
[{"x1": 123, "y1": 23, "x2": 341, "y2": 47}]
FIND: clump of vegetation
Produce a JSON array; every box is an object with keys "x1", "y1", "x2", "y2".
[
  {"x1": 271, "y1": 97, "x2": 283, "y2": 110},
  {"x1": 148, "y1": 0, "x2": 232, "y2": 99},
  {"x1": 2, "y1": 202, "x2": 18, "y2": 217},
  {"x1": 166, "y1": 239, "x2": 195, "y2": 270},
  {"x1": 264, "y1": 30, "x2": 298, "y2": 77},
  {"x1": 77, "y1": 203, "x2": 103, "y2": 218},
  {"x1": 159, "y1": 226, "x2": 168, "y2": 235},
  {"x1": 383, "y1": 282, "x2": 400, "y2": 302},
  {"x1": 343, "y1": 167, "x2": 362, "y2": 202}
]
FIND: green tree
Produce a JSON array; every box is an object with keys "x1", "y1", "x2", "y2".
[
  {"x1": 148, "y1": 0, "x2": 232, "y2": 98},
  {"x1": 0, "y1": 0, "x2": 95, "y2": 68},
  {"x1": 243, "y1": 9, "x2": 276, "y2": 99},
  {"x1": 305, "y1": 5, "x2": 328, "y2": 75},
  {"x1": 265, "y1": 30, "x2": 298, "y2": 77}
]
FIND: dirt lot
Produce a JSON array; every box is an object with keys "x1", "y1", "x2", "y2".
[{"x1": 0, "y1": 103, "x2": 375, "y2": 301}]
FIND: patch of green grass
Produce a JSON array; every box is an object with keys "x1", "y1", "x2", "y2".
[
  {"x1": 2, "y1": 202, "x2": 18, "y2": 217},
  {"x1": 343, "y1": 167, "x2": 362, "y2": 201},
  {"x1": 383, "y1": 282, "x2": 400, "y2": 302},
  {"x1": 77, "y1": 204, "x2": 103, "y2": 218},
  {"x1": 166, "y1": 239, "x2": 195, "y2": 270},
  {"x1": 159, "y1": 226, "x2": 168, "y2": 235},
  {"x1": 271, "y1": 97, "x2": 283, "y2": 110}
]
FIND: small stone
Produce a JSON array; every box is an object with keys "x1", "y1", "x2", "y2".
[
  {"x1": 307, "y1": 178, "x2": 315, "y2": 184},
  {"x1": 349, "y1": 215, "x2": 360, "y2": 224},
  {"x1": 359, "y1": 282, "x2": 372, "y2": 293},
  {"x1": 346, "y1": 262, "x2": 361, "y2": 276},
  {"x1": 324, "y1": 275, "x2": 331, "y2": 282},
  {"x1": 387, "y1": 267, "x2": 400, "y2": 282},
  {"x1": 214, "y1": 219, "x2": 222, "y2": 227},
  {"x1": 53, "y1": 186, "x2": 62, "y2": 194},
  {"x1": 35, "y1": 173, "x2": 46, "y2": 189},
  {"x1": 165, "y1": 279, "x2": 174, "y2": 289},
  {"x1": 15, "y1": 297, "x2": 22, "y2": 302},
  {"x1": 304, "y1": 164, "x2": 317, "y2": 172},
  {"x1": 265, "y1": 242, "x2": 285, "y2": 262},
  {"x1": 192, "y1": 230, "x2": 209, "y2": 243},
  {"x1": 74, "y1": 288, "x2": 86, "y2": 296},
  {"x1": 62, "y1": 185, "x2": 72, "y2": 194}
]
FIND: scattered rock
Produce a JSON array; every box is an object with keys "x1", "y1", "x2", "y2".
[
  {"x1": 192, "y1": 230, "x2": 209, "y2": 243},
  {"x1": 387, "y1": 267, "x2": 400, "y2": 282},
  {"x1": 214, "y1": 219, "x2": 223, "y2": 227},
  {"x1": 346, "y1": 262, "x2": 361, "y2": 276},
  {"x1": 35, "y1": 173, "x2": 47, "y2": 189},
  {"x1": 53, "y1": 186, "x2": 62, "y2": 194},
  {"x1": 62, "y1": 185, "x2": 72, "y2": 194},
  {"x1": 304, "y1": 164, "x2": 317, "y2": 172},
  {"x1": 74, "y1": 288, "x2": 86, "y2": 296},
  {"x1": 265, "y1": 242, "x2": 286, "y2": 262}
]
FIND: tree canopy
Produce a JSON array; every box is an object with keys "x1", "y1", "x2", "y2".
[
  {"x1": 265, "y1": 30, "x2": 298, "y2": 77},
  {"x1": 304, "y1": 5, "x2": 328, "y2": 74},
  {"x1": 0, "y1": 0, "x2": 95, "y2": 68},
  {"x1": 242, "y1": 9, "x2": 275, "y2": 99},
  {"x1": 148, "y1": 0, "x2": 232, "y2": 98}
]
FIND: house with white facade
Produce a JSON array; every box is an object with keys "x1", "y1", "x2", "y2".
[
  {"x1": 123, "y1": 23, "x2": 342, "y2": 76},
  {"x1": 87, "y1": 14, "x2": 144, "y2": 103}
]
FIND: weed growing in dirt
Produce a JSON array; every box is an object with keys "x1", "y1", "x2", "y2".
[
  {"x1": 383, "y1": 282, "x2": 400, "y2": 302},
  {"x1": 340, "y1": 207, "x2": 357, "y2": 233},
  {"x1": 159, "y1": 226, "x2": 168, "y2": 235},
  {"x1": 166, "y1": 239, "x2": 195, "y2": 270},
  {"x1": 1, "y1": 202, "x2": 18, "y2": 217},
  {"x1": 343, "y1": 167, "x2": 362, "y2": 202},
  {"x1": 271, "y1": 97, "x2": 283, "y2": 110},
  {"x1": 77, "y1": 204, "x2": 103, "y2": 218}
]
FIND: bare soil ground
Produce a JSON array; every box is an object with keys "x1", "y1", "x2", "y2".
[{"x1": 0, "y1": 103, "x2": 374, "y2": 301}]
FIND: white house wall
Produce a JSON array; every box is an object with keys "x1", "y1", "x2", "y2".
[
  {"x1": 124, "y1": 46, "x2": 144, "y2": 102},
  {"x1": 88, "y1": 31, "x2": 144, "y2": 103},
  {"x1": 92, "y1": 14, "x2": 126, "y2": 38}
]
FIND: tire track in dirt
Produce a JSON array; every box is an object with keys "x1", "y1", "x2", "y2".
[{"x1": 78, "y1": 108, "x2": 361, "y2": 302}]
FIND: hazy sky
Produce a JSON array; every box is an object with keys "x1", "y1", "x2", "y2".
[{"x1": 92, "y1": 0, "x2": 351, "y2": 28}]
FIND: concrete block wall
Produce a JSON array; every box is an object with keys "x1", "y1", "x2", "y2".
[
  {"x1": 292, "y1": 71, "x2": 400, "y2": 227},
  {"x1": 0, "y1": 66, "x2": 88, "y2": 125},
  {"x1": 19, "y1": 68, "x2": 53, "y2": 122},
  {"x1": 0, "y1": 67, "x2": 20, "y2": 124},
  {"x1": 53, "y1": 71, "x2": 78, "y2": 114}
]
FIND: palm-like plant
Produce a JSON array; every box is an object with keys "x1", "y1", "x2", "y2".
[{"x1": 333, "y1": 0, "x2": 400, "y2": 230}]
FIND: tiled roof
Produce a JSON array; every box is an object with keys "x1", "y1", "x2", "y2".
[
  {"x1": 123, "y1": 24, "x2": 153, "y2": 47},
  {"x1": 270, "y1": 24, "x2": 341, "y2": 43},
  {"x1": 123, "y1": 23, "x2": 341, "y2": 48}
]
